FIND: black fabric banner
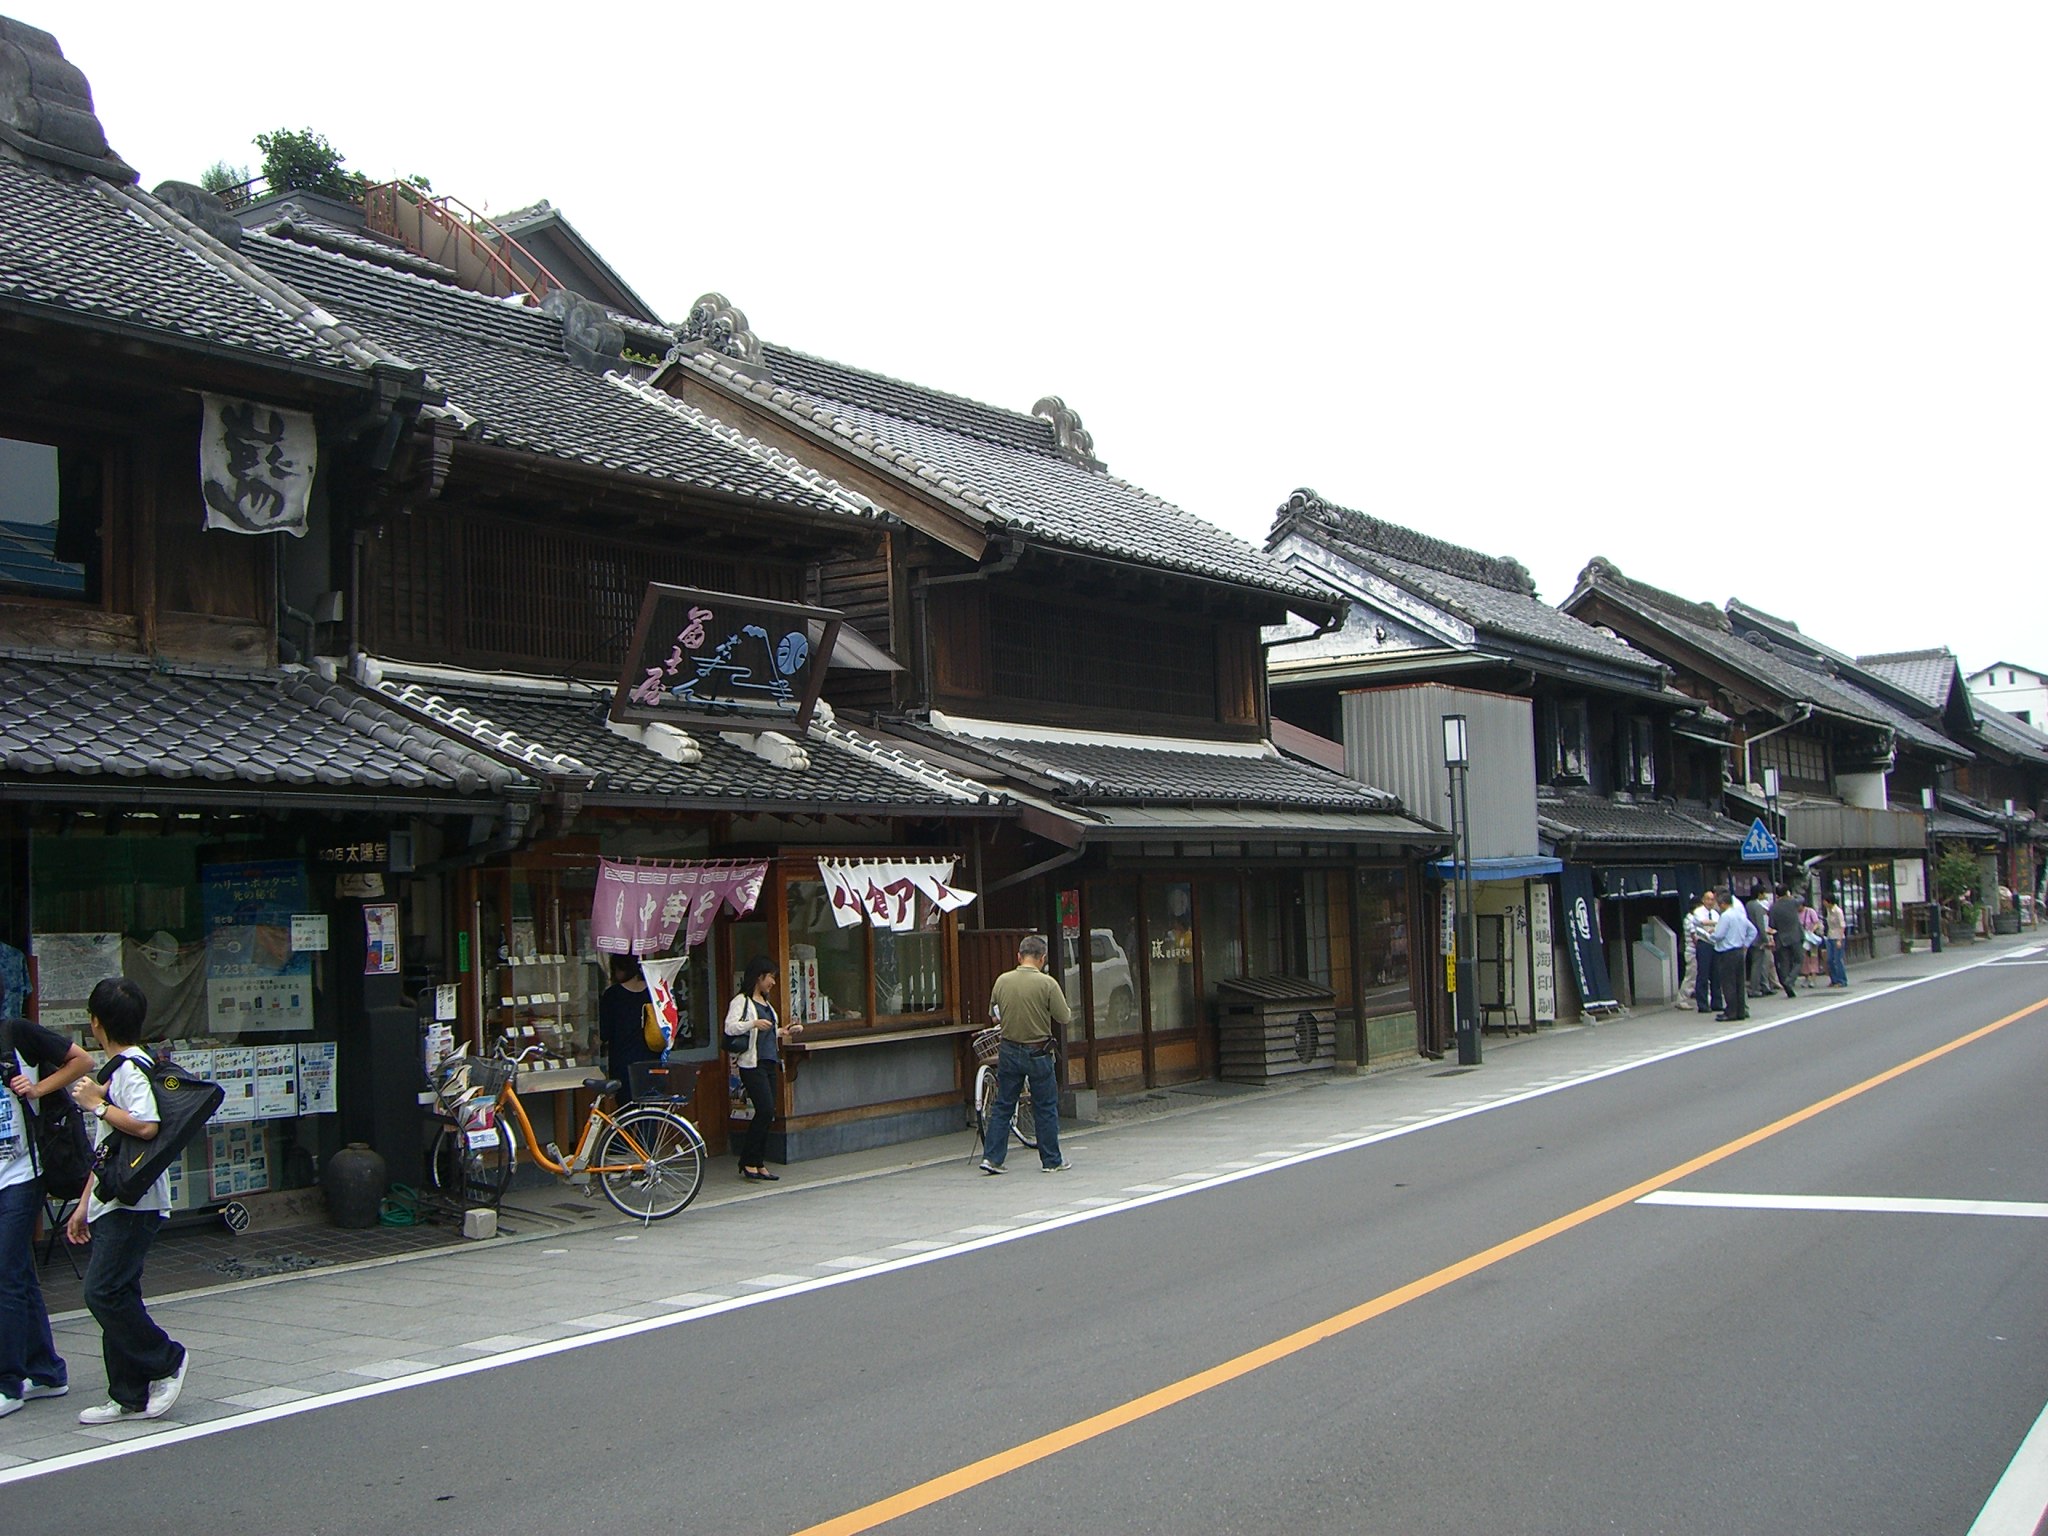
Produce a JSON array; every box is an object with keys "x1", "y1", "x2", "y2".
[{"x1": 1559, "y1": 865, "x2": 1618, "y2": 1011}]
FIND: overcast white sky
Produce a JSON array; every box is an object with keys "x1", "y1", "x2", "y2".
[{"x1": 25, "y1": 2, "x2": 2046, "y2": 672}]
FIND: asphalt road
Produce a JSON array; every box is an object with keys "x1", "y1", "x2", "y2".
[{"x1": 39, "y1": 957, "x2": 2048, "y2": 1535}]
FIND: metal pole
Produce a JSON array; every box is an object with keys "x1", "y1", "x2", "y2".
[{"x1": 1454, "y1": 761, "x2": 1481, "y2": 1066}]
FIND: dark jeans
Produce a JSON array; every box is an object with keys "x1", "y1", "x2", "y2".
[
  {"x1": 1826, "y1": 937, "x2": 1848, "y2": 986},
  {"x1": 1774, "y1": 940, "x2": 1803, "y2": 996},
  {"x1": 0, "y1": 1178, "x2": 65, "y2": 1398},
  {"x1": 735, "y1": 1062, "x2": 779, "y2": 1168},
  {"x1": 983, "y1": 1040, "x2": 1062, "y2": 1169},
  {"x1": 1692, "y1": 940, "x2": 1722, "y2": 1012},
  {"x1": 83, "y1": 1208, "x2": 182, "y2": 1413},
  {"x1": 1714, "y1": 949, "x2": 1750, "y2": 1019}
]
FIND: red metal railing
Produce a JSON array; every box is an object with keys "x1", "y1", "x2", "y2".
[{"x1": 362, "y1": 182, "x2": 567, "y2": 304}]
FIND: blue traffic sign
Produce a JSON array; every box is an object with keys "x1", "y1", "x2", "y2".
[{"x1": 1740, "y1": 817, "x2": 1780, "y2": 862}]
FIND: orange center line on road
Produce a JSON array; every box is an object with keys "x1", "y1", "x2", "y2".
[{"x1": 794, "y1": 993, "x2": 2048, "y2": 1536}]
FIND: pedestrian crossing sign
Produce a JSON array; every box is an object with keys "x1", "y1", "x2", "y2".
[{"x1": 1740, "y1": 818, "x2": 1779, "y2": 862}]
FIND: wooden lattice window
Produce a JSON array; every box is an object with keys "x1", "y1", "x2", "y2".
[
  {"x1": 365, "y1": 510, "x2": 802, "y2": 673},
  {"x1": 986, "y1": 590, "x2": 1217, "y2": 721}
]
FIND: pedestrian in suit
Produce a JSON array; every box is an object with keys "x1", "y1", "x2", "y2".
[
  {"x1": 1746, "y1": 885, "x2": 1776, "y2": 998},
  {"x1": 1769, "y1": 887, "x2": 1804, "y2": 999},
  {"x1": 1685, "y1": 892, "x2": 1722, "y2": 1014},
  {"x1": 1712, "y1": 890, "x2": 1757, "y2": 1021}
]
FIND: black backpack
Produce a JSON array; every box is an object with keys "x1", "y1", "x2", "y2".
[
  {"x1": 91, "y1": 1049, "x2": 224, "y2": 1207},
  {"x1": 1, "y1": 1018, "x2": 94, "y2": 1202}
]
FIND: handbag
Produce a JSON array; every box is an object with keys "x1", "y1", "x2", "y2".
[
  {"x1": 2, "y1": 1019, "x2": 93, "y2": 1201},
  {"x1": 91, "y1": 1050, "x2": 225, "y2": 1207}
]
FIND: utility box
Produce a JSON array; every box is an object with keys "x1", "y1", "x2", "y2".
[{"x1": 1216, "y1": 977, "x2": 1338, "y2": 1082}]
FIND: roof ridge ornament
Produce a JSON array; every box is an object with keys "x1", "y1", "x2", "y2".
[
  {"x1": 679, "y1": 291, "x2": 768, "y2": 371},
  {"x1": 542, "y1": 289, "x2": 623, "y2": 372},
  {"x1": 0, "y1": 19, "x2": 137, "y2": 183},
  {"x1": 1031, "y1": 396, "x2": 1105, "y2": 470}
]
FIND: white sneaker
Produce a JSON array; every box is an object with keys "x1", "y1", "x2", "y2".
[
  {"x1": 22, "y1": 1381, "x2": 68, "y2": 1401},
  {"x1": 78, "y1": 1400, "x2": 144, "y2": 1426},
  {"x1": 0, "y1": 1393, "x2": 20, "y2": 1420},
  {"x1": 978, "y1": 1158, "x2": 1007, "y2": 1175},
  {"x1": 143, "y1": 1350, "x2": 189, "y2": 1420},
  {"x1": 1042, "y1": 1159, "x2": 1074, "y2": 1172}
]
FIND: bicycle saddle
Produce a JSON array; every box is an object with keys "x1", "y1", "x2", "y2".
[{"x1": 584, "y1": 1076, "x2": 622, "y2": 1095}]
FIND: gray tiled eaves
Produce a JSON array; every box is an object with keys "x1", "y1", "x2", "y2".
[
  {"x1": 1857, "y1": 650, "x2": 1956, "y2": 712},
  {"x1": 0, "y1": 653, "x2": 525, "y2": 796},
  {"x1": 238, "y1": 235, "x2": 877, "y2": 519},
  {"x1": 381, "y1": 681, "x2": 1004, "y2": 812},
  {"x1": 0, "y1": 158, "x2": 365, "y2": 373},
  {"x1": 1537, "y1": 794, "x2": 1752, "y2": 852},
  {"x1": 913, "y1": 730, "x2": 1402, "y2": 813}
]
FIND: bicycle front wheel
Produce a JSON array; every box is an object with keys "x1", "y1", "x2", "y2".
[
  {"x1": 597, "y1": 1108, "x2": 706, "y2": 1220},
  {"x1": 431, "y1": 1116, "x2": 513, "y2": 1208},
  {"x1": 1012, "y1": 1078, "x2": 1039, "y2": 1149}
]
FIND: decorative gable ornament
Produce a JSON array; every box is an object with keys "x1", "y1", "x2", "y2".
[
  {"x1": 542, "y1": 289, "x2": 623, "y2": 373},
  {"x1": 1031, "y1": 396, "x2": 1105, "y2": 471},
  {"x1": 200, "y1": 394, "x2": 317, "y2": 538},
  {"x1": 678, "y1": 292, "x2": 767, "y2": 369}
]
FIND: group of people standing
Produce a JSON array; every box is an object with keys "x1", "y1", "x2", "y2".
[{"x1": 1684, "y1": 884, "x2": 1848, "y2": 1021}]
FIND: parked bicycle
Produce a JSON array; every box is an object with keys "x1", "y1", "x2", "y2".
[
  {"x1": 969, "y1": 1025, "x2": 1037, "y2": 1151},
  {"x1": 430, "y1": 1047, "x2": 708, "y2": 1220}
]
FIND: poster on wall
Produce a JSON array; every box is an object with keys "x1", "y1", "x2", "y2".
[
  {"x1": 297, "y1": 1041, "x2": 337, "y2": 1114},
  {"x1": 30, "y1": 931, "x2": 124, "y2": 1039},
  {"x1": 1893, "y1": 858, "x2": 1927, "y2": 905},
  {"x1": 254, "y1": 1044, "x2": 298, "y2": 1117},
  {"x1": 363, "y1": 904, "x2": 400, "y2": 976},
  {"x1": 202, "y1": 861, "x2": 314, "y2": 1033},
  {"x1": 1528, "y1": 881, "x2": 1557, "y2": 1023}
]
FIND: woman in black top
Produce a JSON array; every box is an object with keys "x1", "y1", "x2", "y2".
[{"x1": 597, "y1": 956, "x2": 654, "y2": 1107}]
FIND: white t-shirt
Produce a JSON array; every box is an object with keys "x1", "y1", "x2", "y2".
[{"x1": 86, "y1": 1048, "x2": 169, "y2": 1221}]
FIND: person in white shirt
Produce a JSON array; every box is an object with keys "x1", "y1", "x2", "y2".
[
  {"x1": 64, "y1": 978, "x2": 188, "y2": 1424},
  {"x1": 1684, "y1": 892, "x2": 1722, "y2": 1014}
]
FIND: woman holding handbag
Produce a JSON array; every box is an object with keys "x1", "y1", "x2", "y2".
[{"x1": 724, "y1": 958, "x2": 800, "y2": 1182}]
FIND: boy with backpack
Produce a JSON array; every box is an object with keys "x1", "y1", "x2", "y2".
[
  {"x1": 1, "y1": 1015, "x2": 94, "y2": 1418},
  {"x1": 64, "y1": 978, "x2": 190, "y2": 1424}
]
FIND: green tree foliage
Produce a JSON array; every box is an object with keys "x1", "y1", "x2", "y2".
[
  {"x1": 198, "y1": 159, "x2": 249, "y2": 195},
  {"x1": 253, "y1": 128, "x2": 365, "y2": 201},
  {"x1": 1935, "y1": 849, "x2": 1979, "y2": 904}
]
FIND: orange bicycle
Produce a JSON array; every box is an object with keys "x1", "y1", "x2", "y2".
[{"x1": 430, "y1": 1049, "x2": 707, "y2": 1220}]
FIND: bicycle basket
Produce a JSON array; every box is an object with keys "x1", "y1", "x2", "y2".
[
  {"x1": 434, "y1": 1054, "x2": 516, "y2": 1107},
  {"x1": 629, "y1": 1060, "x2": 699, "y2": 1101},
  {"x1": 970, "y1": 1027, "x2": 1002, "y2": 1065}
]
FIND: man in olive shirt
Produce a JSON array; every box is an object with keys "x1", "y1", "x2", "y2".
[{"x1": 980, "y1": 935, "x2": 1072, "y2": 1174}]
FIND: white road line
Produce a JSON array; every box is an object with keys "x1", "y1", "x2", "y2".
[
  {"x1": 0, "y1": 950, "x2": 2015, "y2": 1489},
  {"x1": 1969, "y1": 1393, "x2": 2048, "y2": 1536},
  {"x1": 1639, "y1": 1191, "x2": 2048, "y2": 1219}
]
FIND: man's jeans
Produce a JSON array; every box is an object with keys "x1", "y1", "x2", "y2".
[
  {"x1": 0, "y1": 1178, "x2": 65, "y2": 1399},
  {"x1": 1826, "y1": 938, "x2": 1848, "y2": 986},
  {"x1": 983, "y1": 1040, "x2": 1061, "y2": 1169},
  {"x1": 83, "y1": 1208, "x2": 181, "y2": 1413}
]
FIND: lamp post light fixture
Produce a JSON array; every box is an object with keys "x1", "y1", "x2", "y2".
[
  {"x1": 1922, "y1": 786, "x2": 1942, "y2": 953},
  {"x1": 1442, "y1": 713, "x2": 1480, "y2": 1066},
  {"x1": 1762, "y1": 766, "x2": 1783, "y2": 890}
]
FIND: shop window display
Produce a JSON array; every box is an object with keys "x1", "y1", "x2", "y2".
[
  {"x1": 785, "y1": 880, "x2": 867, "y2": 1026},
  {"x1": 1196, "y1": 879, "x2": 1244, "y2": 1002},
  {"x1": 1143, "y1": 881, "x2": 1196, "y2": 1034},
  {"x1": 1087, "y1": 881, "x2": 1141, "y2": 1039},
  {"x1": 1357, "y1": 866, "x2": 1414, "y2": 1016}
]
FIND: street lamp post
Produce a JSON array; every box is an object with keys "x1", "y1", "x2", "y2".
[
  {"x1": 1443, "y1": 714, "x2": 1480, "y2": 1066},
  {"x1": 1763, "y1": 767, "x2": 1783, "y2": 890},
  {"x1": 1922, "y1": 786, "x2": 1942, "y2": 954}
]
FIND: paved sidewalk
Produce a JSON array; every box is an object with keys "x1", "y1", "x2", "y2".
[{"x1": 3, "y1": 929, "x2": 2036, "y2": 1475}]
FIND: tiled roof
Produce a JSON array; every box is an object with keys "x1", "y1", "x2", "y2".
[
  {"x1": 1969, "y1": 701, "x2": 2048, "y2": 764},
  {"x1": 1270, "y1": 491, "x2": 1657, "y2": 673},
  {"x1": 900, "y1": 724, "x2": 1402, "y2": 812},
  {"x1": 1537, "y1": 793, "x2": 1753, "y2": 853},
  {"x1": 0, "y1": 157, "x2": 370, "y2": 374},
  {"x1": 373, "y1": 678, "x2": 1006, "y2": 813},
  {"x1": 0, "y1": 652, "x2": 526, "y2": 799},
  {"x1": 256, "y1": 201, "x2": 460, "y2": 282},
  {"x1": 1857, "y1": 649, "x2": 1957, "y2": 711},
  {"x1": 237, "y1": 235, "x2": 882, "y2": 518},
  {"x1": 674, "y1": 349, "x2": 1332, "y2": 608},
  {"x1": 1571, "y1": 563, "x2": 1970, "y2": 758}
]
